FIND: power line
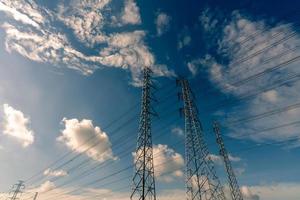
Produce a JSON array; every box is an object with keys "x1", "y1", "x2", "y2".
[
  {"x1": 231, "y1": 54, "x2": 300, "y2": 87},
  {"x1": 228, "y1": 10, "x2": 300, "y2": 53},
  {"x1": 40, "y1": 140, "x2": 186, "y2": 200},
  {"x1": 39, "y1": 116, "x2": 183, "y2": 194},
  {"x1": 227, "y1": 100, "x2": 300, "y2": 125},
  {"x1": 36, "y1": 115, "x2": 181, "y2": 194},
  {"x1": 230, "y1": 30, "x2": 298, "y2": 67},
  {"x1": 25, "y1": 81, "x2": 178, "y2": 186},
  {"x1": 191, "y1": 51, "x2": 300, "y2": 105},
  {"x1": 27, "y1": 107, "x2": 180, "y2": 190},
  {"x1": 25, "y1": 80, "x2": 176, "y2": 184},
  {"x1": 205, "y1": 67, "x2": 300, "y2": 111}
]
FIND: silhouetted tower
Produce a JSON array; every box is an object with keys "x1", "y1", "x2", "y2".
[
  {"x1": 7, "y1": 181, "x2": 25, "y2": 200},
  {"x1": 131, "y1": 68, "x2": 156, "y2": 200},
  {"x1": 213, "y1": 122, "x2": 243, "y2": 200},
  {"x1": 178, "y1": 79, "x2": 226, "y2": 200}
]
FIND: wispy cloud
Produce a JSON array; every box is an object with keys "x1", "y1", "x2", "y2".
[
  {"x1": 177, "y1": 27, "x2": 191, "y2": 50},
  {"x1": 0, "y1": 0, "x2": 44, "y2": 28},
  {"x1": 44, "y1": 168, "x2": 68, "y2": 177},
  {"x1": 208, "y1": 153, "x2": 241, "y2": 165},
  {"x1": 171, "y1": 127, "x2": 184, "y2": 136},
  {"x1": 0, "y1": 0, "x2": 174, "y2": 86},
  {"x1": 155, "y1": 12, "x2": 171, "y2": 36},
  {"x1": 195, "y1": 9, "x2": 300, "y2": 145}
]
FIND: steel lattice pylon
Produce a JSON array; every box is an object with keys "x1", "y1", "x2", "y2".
[
  {"x1": 7, "y1": 181, "x2": 25, "y2": 200},
  {"x1": 213, "y1": 122, "x2": 243, "y2": 200},
  {"x1": 178, "y1": 79, "x2": 226, "y2": 200},
  {"x1": 131, "y1": 68, "x2": 156, "y2": 200}
]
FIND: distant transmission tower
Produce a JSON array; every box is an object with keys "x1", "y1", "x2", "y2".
[
  {"x1": 131, "y1": 68, "x2": 156, "y2": 200},
  {"x1": 7, "y1": 181, "x2": 25, "y2": 200},
  {"x1": 178, "y1": 79, "x2": 226, "y2": 200},
  {"x1": 213, "y1": 122, "x2": 243, "y2": 200}
]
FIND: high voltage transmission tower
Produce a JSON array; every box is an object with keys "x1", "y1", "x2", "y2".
[
  {"x1": 131, "y1": 68, "x2": 157, "y2": 200},
  {"x1": 177, "y1": 79, "x2": 226, "y2": 200},
  {"x1": 213, "y1": 122, "x2": 243, "y2": 200},
  {"x1": 7, "y1": 181, "x2": 25, "y2": 200}
]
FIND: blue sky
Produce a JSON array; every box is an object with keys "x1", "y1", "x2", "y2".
[{"x1": 1, "y1": 0, "x2": 300, "y2": 200}]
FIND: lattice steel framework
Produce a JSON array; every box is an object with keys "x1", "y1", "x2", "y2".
[
  {"x1": 213, "y1": 122, "x2": 243, "y2": 200},
  {"x1": 131, "y1": 68, "x2": 156, "y2": 200},
  {"x1": 178, "y1": 79, "x2": 226, "y2": 200},
  {"x1": 7, "y1": 180, "x2": 25, "y2": 200}
]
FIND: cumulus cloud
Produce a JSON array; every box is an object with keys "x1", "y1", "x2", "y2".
[
  {"x1": 153, "y1": 144, "x2": 184, "y2": 182},
  {"x1": 2, "y1": 104, "x2": 34, "y2": 147},
  {"x1": 133, "y1": 144, "x2": 184, "y2": 183},
  {"x1": 43, "y1": 168, "x2": 68, "y2": 177},
  {"x1": 240, "y1": 186, "x2": 260, "y2": 200},
  {"x1": 39, "y1": 181, "x2": 55, "y2": 193},
  {"x1": 197, "y1": 9, "x2": 300, "y2": 145},
  {"x1": 155, "y1": 12, "x2": 171, "y2": 36},
  {"x1": 121, "y1": 0, "x2": 141, "y2": 25},
  {"x1": 57, "y1": 118, "x2": 116, "y2": 162},
  {"x1": 0, "y1": 0, "x2": 173, "y2": 86}
]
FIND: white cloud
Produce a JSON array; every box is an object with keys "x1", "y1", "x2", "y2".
[
  {"x1": 223, "y1": 185, "x2": 260, "y2": 200},
  {"x1": 2, "y1": 104, "x2": 34, "y2": 147},
  {"x1": 155, "y1": 13, "x2": 171, "y2": 36},
  {"x1": 39, "y1": 181, "x2": 56, "y2": 193},
  {"x1": 43, "y1": 168, "x2": 68, "y2": 177},
  {"x1": 57, "y1": 0, "x2": 109, "y2": 45},
  {"x1": 197, "y1": 10, "x2": 300, "y2": 145},
  {"x1": 171, "y1": 127, "x2": 184, "y2": 136},
  {"x1": 187, "y1": 58, "x2": 202, "y2": 76},
  {"x1": 260, "y1": 90, "x2": 279, "y2": 103},
  {"x1": 121, "y1": 0, "x2": 141, "y2": 25},
  {"x1": 207, "y1": 153, "x2": 241, "y2": 165},
  {"x1": 199, "y1": 8, "x2": 218, "y2": 33},
  {"x1": 57, "y1": 118, "x2": 116, "y2": 162},
  {"x1": 133, "y1": 144, "x2": 184, "y2": 183},
  {"x1": 0, "y1": 0, "x2": 174, "y2": 86},
  {"x1": 247, "y1": 182, "x2": 300, "y2": 200},
  {"x1": 240, "y1": 186, "x2": 260, "y2": 200},
  {"x1": 0, "y1": 1, "x2": 43, "y2": 28},
  {"x1": 153, "y1": 144, "x2": 184, "y2": 182}
]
